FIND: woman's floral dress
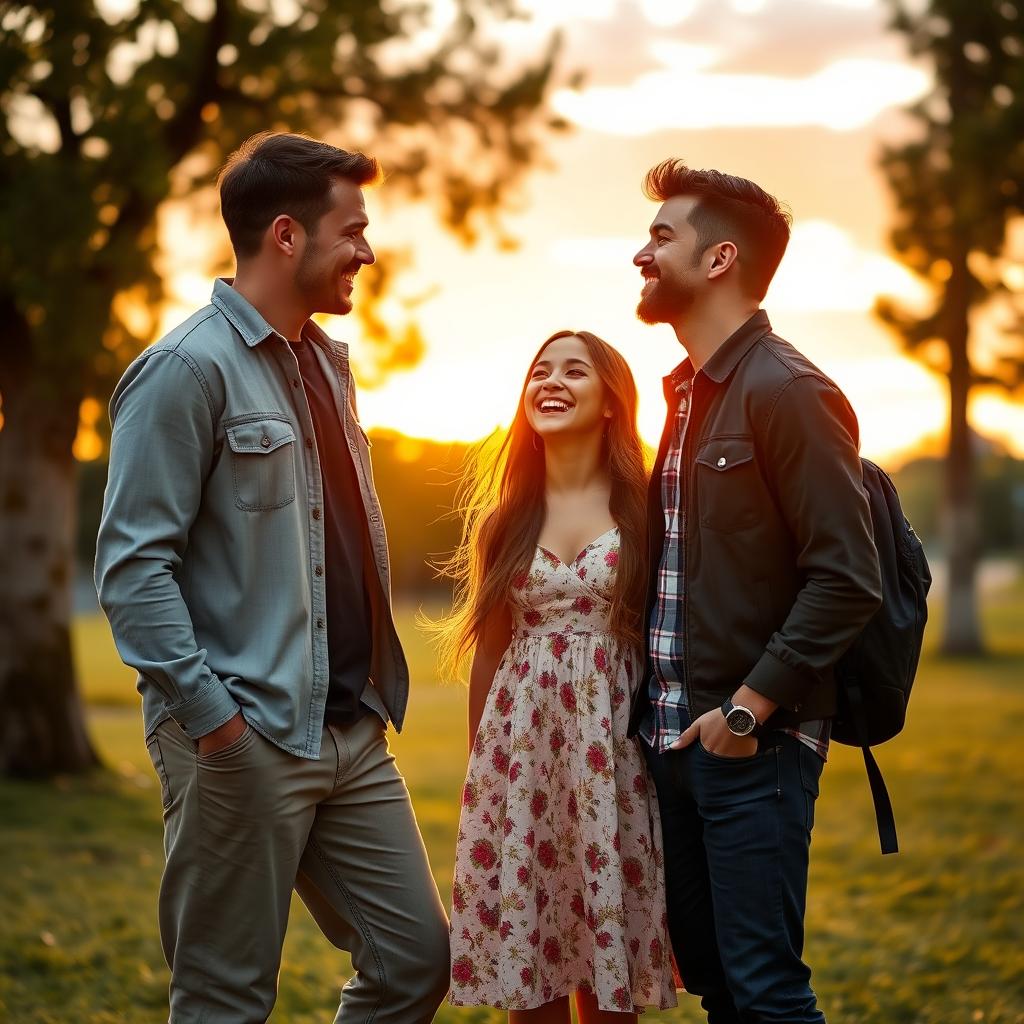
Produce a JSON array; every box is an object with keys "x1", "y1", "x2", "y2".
[{"x1": 449, "y1": 528, "x2": 677, "y2": 1012}]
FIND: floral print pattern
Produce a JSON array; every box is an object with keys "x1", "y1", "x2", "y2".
[{"x1": 449, "y1": 528, "x2": 676, "y2": 1012}]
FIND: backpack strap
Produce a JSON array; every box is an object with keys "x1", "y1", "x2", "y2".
[
  {"x1": 846, "y1": 680, "x2": 899, "y2": 854},
  {"x1": 753, "y1": 430, "x2": 905, "y2": 855}
]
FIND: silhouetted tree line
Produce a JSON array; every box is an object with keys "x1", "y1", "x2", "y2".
[{"x1": 76, "y1": 432, "x2": 1024, "y2": 603}]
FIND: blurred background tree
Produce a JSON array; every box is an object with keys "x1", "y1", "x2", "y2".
[
  {"x1": 0, "y1": 0, "x2": 562, "y2": 777},
  {"x1": 878, "y1": 0, "x2": 1024, "y2": 654}
]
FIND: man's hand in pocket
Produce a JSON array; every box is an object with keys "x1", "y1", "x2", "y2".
[{"x1": 197, "y1": 711, "x2": 247, "y2": 756}]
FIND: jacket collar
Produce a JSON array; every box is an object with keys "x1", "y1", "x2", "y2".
[
  {"x1": 210, "y1": 278, "x2": 349, "y2": 358},
  {"x1": 661, "y1": 309, "x2": 772, "y2": 394},
  {"x1": 701, "y1": 309, "x2": 772, "y2": 383},
  {"x1": 663, "y1": 358, "x2": 694, "y2": 401},
  {"x1": 211, "y1": 278, "x2": 279, "y2": 347}
]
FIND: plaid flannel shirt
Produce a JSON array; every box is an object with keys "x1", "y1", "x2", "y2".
[{"x1": 641, "y1": 363, "x2": 830, "y2": 760}]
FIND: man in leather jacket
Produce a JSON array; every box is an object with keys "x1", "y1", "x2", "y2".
[{"x1": 628, "y1": 159, "x2": 882, "y2": 1023}]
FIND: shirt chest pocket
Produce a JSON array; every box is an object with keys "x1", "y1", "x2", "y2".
[
  {"x1": 224, "y1": 414, "x2": 297, "y2": 511},
  {"x1": 695, "y1": 437, "x2": 760, "y2": 534}
]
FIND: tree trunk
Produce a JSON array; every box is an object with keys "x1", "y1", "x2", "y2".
[
  {"x1": 0, "y1": 382, "x2": 101, "y2": 777},
  {"x1": 940, "y1": 250, "x2": 984, "y2": 655}
]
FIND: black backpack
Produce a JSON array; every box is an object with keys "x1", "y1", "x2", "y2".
[{"x1": 833, "y1": 459, "x2": 932, "y2": 855}]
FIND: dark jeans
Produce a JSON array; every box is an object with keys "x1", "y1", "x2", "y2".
[{"x1": 644, "y1": 733, "x2": 826, "y2": 1024}]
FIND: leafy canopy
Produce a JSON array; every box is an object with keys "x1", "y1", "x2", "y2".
[{"x1": 0, "y1": 0, "x2": 562, "y2": 404}]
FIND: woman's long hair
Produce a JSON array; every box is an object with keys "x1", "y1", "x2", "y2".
[{"x1": 432, "y1": 330, "x2": 650, "y2": 681}]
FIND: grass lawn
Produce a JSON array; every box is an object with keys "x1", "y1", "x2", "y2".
[{"x1": 3, "y1": 588, "x2": 1024, "y2": 1023}]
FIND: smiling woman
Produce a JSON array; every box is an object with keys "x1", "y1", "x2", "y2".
[
  {"x1": 430, "y1": 329, "x2": 650, "y2": 680},
  {"x1": 526, "y1": 335, "x2": 612, "y2": 442},
  {"x1": 425, "y1": 328, "x2": 675, "y2": 1017}
]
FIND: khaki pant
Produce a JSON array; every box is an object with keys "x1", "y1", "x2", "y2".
[{"x1": 146, "y1": 712, "x2": 450, "y2": 1023}]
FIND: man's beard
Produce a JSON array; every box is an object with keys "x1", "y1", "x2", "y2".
[
  {"x1": 636, "y1": 275, "x2": 693, "y2": 325},
  {"x1": 296, "y1": 236, "x2": 331, "y2": 300},
  {"x1": 296, "y1": 240, "x2": 357, "y2": 316},
  {"x1": 295, "y1": 237, "x2": 323, "y2": 302}
]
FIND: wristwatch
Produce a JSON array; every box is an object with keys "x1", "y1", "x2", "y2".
[{"x1": 721, "y1": 698, "x2": 759, "y2": 737}]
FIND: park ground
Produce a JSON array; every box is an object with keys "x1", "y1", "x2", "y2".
[{"x1": 2, "y1": 583, "x2": 1023, "y2": 1023}]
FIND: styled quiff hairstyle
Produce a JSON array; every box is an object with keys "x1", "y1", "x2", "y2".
[
  {"x1": 643, "y1": 159, "x2": 792, "y2": 300},
  {"x1": 218, "y1": 132, "x2": 381, "y2": 258}
]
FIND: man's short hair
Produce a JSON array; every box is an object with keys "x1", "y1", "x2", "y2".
[
  {"x1": 643, "y1": 159, "x2": 792, "y2": 300},
  {"x1": 218, "y1": 132, "x2": 381, "y2": 258}
]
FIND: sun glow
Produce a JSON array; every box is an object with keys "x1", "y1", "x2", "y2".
[
  {"x1": 552, "y1": 57, "x2": 931, "y2": 134},
  {"x1": 152, "y1": 210, "x2": 1022, "y2": 470},
  {"x1": 770, "y1": 221, "x2": 931, "y2": 313},
  {"x1": 73, "y1": 398, "x2": 105, "y2": 462},
  {"x1": 971, "y1": 392, "x2": 1024, "y2": 458},
  {"x1": 129, "y1": 4, "x2": 1018, "y2": 476}
]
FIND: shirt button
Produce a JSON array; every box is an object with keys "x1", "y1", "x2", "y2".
[
  {"x1": 316, "y1": 617, "x2": 325, "y2": 629},
  {"x1": 315, "y1": 565, "x2": 323, "y2": 577},
  {"x1": 261, "y1": 436, "x2": 271, "y2": 448},
  {"x1": 291, "y1": 379, "x2": 300, "y2": 389},
  {"x1": 312, "y1": 508, "x2": 321, "y2": 520},
  {"x1": 717, "y1": 456, "x2": 726, "y2": 468},
  {"x1": 305, "y1": 437, "x2": 313, "y2": 449}
]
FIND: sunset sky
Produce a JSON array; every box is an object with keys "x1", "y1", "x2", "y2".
[{"x1": 157, "y1": 0, "x2": 1024, "y2": 468}]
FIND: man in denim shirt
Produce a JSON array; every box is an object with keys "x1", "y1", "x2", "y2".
[{"x1": 95, "y1": 133, "x2": 449, "y2": 1022}]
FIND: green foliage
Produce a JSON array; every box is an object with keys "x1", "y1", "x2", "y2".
[
  {"x1": 5, "y1": 590, "x2": 1024, "y2": 1022},
  {"x1": 0, "y1": 0, "x2": 563, "y2": 779},
  {"x1": 878, "y1": 0, "x2": 1024, "y2": 651},
  {"x1": 878, "y1": 0, "x2": 1024, "y2": 385},
  {"x1": 893, "y1": 446, "x2": 1024, "y2": 552},
  {"x1": 0, "y1": 0, "x2": 562, "y2": 403}
]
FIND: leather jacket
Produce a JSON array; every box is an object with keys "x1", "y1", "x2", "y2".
[{"x1": 628, "y1": 310, "x2": 882, "y2": 735}]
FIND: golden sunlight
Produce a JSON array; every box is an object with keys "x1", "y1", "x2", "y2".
[
  {"x1": 73, "y1": 397, "x2": 104, "y2": 462},
  {"x1": 136, "y1": 4, "x2": 1017, "y2": 476},
  {"x1": 971, "y1": 392, "x2": 1024, "y2": 457},
  {"x1": 770, "y1": 222, "x2": 930, "y2": 313},
  {"x1": 552, "y1": 55, "x2": 931, "y2": 135}
]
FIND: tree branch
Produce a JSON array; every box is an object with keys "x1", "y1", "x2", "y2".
[
  {"x1": 29, "y1": 87, "x2": 80, "y2": 158},
  {"x1": 162, "y1": 0, "x2": 229, "y2": 164}
]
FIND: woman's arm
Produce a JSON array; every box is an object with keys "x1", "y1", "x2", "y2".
[{"x1": 467, "y1": 603, "x2": 514, "y2": 752}]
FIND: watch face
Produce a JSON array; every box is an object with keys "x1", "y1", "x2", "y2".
[{"x1": 725, "y1": 707, "x2": 755, "y2": 736}]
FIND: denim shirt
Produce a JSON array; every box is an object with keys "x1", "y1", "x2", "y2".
[{"x1": 95, "y1": 279, "x2": 409, "y2": 758}]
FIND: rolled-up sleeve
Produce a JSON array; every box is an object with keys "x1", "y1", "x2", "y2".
[
  {"x1": 95, "y1": 349, "x2": 240, "y2": 738},
  {"x1": 745, "y1": 375, "x2": 883, "y2": 709}
]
